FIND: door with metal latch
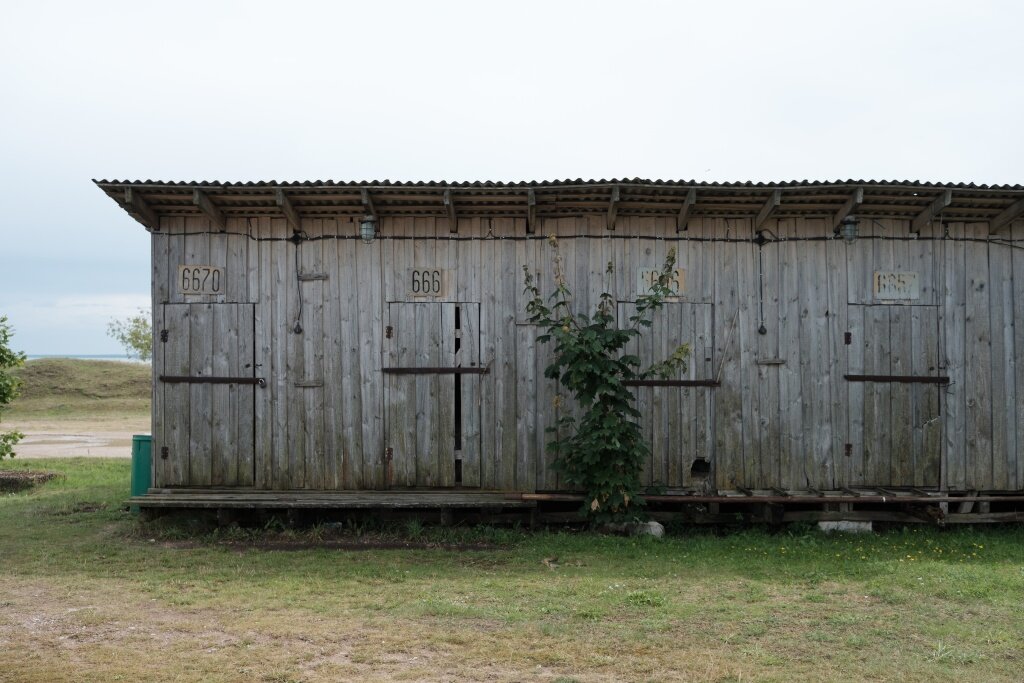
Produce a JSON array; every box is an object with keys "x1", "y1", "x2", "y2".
[
  {"x1": 845, "y1": 304, "x2": 943, "y2": 487},
  {"x1": 154, "y1": 303, "x2": 258, "y2": 488},
  {"x1": 384, "y1": 302, "x2": 483, "y2": 488}
]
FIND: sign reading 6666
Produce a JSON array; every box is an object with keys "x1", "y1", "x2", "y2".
[{"x1": 178, "y1": 265, "x2": 224, "y2": 295}]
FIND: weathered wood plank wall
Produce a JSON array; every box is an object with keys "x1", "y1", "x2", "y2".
[{"x1": 150, "y1": 214, "x2": 1024, "y2": 493}]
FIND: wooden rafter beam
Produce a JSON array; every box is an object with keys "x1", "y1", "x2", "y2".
[
  {"x1": 122, "y1": 188, "x2": 158, "y2": 230},
  {"x1": 832, "y1": 187, "x2": 864, "y2": 230},
  {"x1": 360, "y1": 188, "x2": 377, "y2": 217},
  {"x1": 911, "y1": 189, "x2": 952, "y2": 234},
  {"x1": 192, "y1": 189, "x2": 226, "y2": 231},
  {"x1": 676, "y1": 188, "x2": 696, "y2": 232},
  {"x1": 275, "y1": 189, "x2": 302, "y2": 232},
  {"x1": 607, "y1": 185, "x2": 620, "y2": 230},
  {"x1": 444, "y1": 189, "x2": 457, "y2": 233},
  {"x1": 990, "y1": 195, "x2": 1024, "y2": 235},
  {"x1": 755, "y1": 190, "x2": 781, "y2": 229},
  {"x1": 526, "y1": 189, "x2": 536, "y2": 234}
]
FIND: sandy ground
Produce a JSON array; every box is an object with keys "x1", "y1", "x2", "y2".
[{"x1": 5, "y1": 416, "x2": 150, "y2": 459}]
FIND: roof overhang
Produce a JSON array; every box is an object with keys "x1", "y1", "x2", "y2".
[{"x1": 94, "y1": 178, "x2": 1024, "y2": 232}]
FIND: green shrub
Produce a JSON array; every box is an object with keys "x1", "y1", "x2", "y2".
[{"x1": 523, "y1": 237, "x2": 688, "y2": 524}]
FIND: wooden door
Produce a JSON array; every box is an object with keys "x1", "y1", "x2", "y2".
[
  {"x1": 846, "y1": 305, "x2": 942, "y2": 487},
  {"x1": 385, "y1": 302, "x2": 481, "y2": 488},
  {"x1": 155, "y1": 303, "x2": 256, "y2": 488},
  {"x1": 617, "y1": 302, "x2": 715, "y2": 489}
]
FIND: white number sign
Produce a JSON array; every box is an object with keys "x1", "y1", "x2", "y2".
[
  {"x1": 873, "y1": 271, "x2": 919, "y2": 301},
  {"x1": 178, "y1": 265, "x2": 224, "y2": 295},
  {"x1": 409, "y1": 268, "x2": 447, "y2": 297},
  {"x1": 637, "y1": 268, "x2": 685, "y2": 297}
]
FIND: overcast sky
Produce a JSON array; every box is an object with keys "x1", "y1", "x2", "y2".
[{"x1": 1, "y1": 0, "x2": 1022, "y2": 355}]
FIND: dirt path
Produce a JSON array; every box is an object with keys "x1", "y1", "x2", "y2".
[{"x1": 5, "y1": 416, "x2": 150, "y2": 458}]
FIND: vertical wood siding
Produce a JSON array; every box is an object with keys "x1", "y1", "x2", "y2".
[{"x1": 150, "y1": 214, "x2": 1024, "y2": 492}]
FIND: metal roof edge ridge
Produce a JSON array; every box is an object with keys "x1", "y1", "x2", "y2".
[{"x1": 93, "y1": 178, "x2": 1024, "y2": 191}]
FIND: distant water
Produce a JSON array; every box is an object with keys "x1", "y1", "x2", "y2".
[{"x1": 26, "y1": 354, "x2": 150, "y2": 364}]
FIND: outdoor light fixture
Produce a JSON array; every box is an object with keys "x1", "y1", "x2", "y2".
[
  {"x1": 838, "y1": 215, "x2": 858, "y2": 243},
  {"x1": 360, "y1": 214, "x2": 377, "y2": 243}
]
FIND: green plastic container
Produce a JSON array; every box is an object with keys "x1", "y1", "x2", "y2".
[{"x1": 130, "y1": 434, "x2": 152, "y2": 514}]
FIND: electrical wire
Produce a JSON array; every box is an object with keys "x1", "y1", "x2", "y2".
[{"x1": 160, "y1": 218, "x2": 1024, "y2": 250}]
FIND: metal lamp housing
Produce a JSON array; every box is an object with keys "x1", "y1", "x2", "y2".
[
  {"x1": 360, "y1": 214, "x2": 377, "y2": 243},
  {"x1": 841, "y1": 216, "x2": 858, "y2": 243}
]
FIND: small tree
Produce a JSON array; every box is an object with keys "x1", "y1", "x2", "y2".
[
  {"x1": 0, "y1": 316, "x2": 27, "y2": 459},
  {"x1": 107, "y1": 309, "x2": 153, "y2": 361},
  {"x1": 523, "y1": 237, "x2": 689, "y2": 524}
]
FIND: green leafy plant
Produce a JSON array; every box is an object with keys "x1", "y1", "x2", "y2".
[
  {"x1": 523, "y1": 237, "x2": 689, "y2": 524},
  {"x1": 0, "y1": 316, "x2": 27, "y2": 459},
  {"x1": 107, "y1": 309, "x2": 153, "y2": 361}
]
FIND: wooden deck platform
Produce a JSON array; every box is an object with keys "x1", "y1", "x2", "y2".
[
  {"x1": 128, "y1": 487, "x2": 1024, "y2": 525},
  {"x1": 132, "y1": 489, "x2": 537, "y2": 510}
]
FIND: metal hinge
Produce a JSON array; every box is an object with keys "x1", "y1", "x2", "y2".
[
  {"x1": 160, "y1": 446, "x2": 169, "y2": 460},
  {"x1": 844, "y1": 443, "x2": 852, "y2": 457},
  {"x1": 385, "y1": 325, "x2": 393, "y2": 339},
  {"x1": 160, "y1": 329, "x2": 169, "y2": 342},
  {"x1": 384, "y1": 447, "x2": 393, "y2": 461},
  {"x1": 844, "y1": 332, "x2": 852, "y2": 345}
]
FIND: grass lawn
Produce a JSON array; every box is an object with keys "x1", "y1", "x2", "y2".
[
  {"x1": 0, "y1": 459, "x2": 1022, "y2": 682},
  {"x1": 7, "y1": 358, "x2": 150, "y2": 421}
]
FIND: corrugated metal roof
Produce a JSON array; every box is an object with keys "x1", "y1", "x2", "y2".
[{"x1": 94, "y1": 178, "x2": 1024, "y2": 190}]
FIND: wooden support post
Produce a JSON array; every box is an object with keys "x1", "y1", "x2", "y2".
[
  {"x1": 911, "y1": 189, "x2": 952, "y2": 234},
  {"x1": 755, "y1": 190, "x2": 781, "y2": 230},
  {"x1": 990, "y1": 195, "x2": 1024, "y2": 235},
  {"x1": 676, "y1": 188, "x2": 696, "y2": 232},
  {"x1": 833, "y1": 187, "x2": 864, "y2": 231},
  {"x1": 526, "y1": 189, "x2": 536, "y2": 234},
  {"x1": 957, "y1": 491, "x2": 978, "y2": 514},
  {"x1": 275, "y1": 189, "x2": 302, "y2": 232},
  {"x1": 123, "y1": 187, "x2": 158, "y2": 230},
  {"x1": 444, "y1": 189, "x2": 457, "y2": 233},
  {"x1": 192, "y1": 189, "x2": 226, "y2": 232},
  {"x1": 606, "y1": 185, "x2": 620, "y2": 230},
  {"x1": 360, "y1": 188, "x2": 377, "y2": 217}
]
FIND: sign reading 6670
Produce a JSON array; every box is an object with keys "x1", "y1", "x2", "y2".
[{"x1": 178, "y1": 265, "x2": 224, "y2": 295}]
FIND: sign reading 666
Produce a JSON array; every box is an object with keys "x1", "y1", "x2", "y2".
[
  {"x1": 409, "y1": 268, "x2": 447, "y2": 297},
  {"x1": 178, "y1": 265, "x2": 224, "y2": 295}
]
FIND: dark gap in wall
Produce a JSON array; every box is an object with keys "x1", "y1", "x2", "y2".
[
  {"x1": 690, "y1": 458, "x2": 710, "y2": 479},
  {"x1": 454, "y1": 305, "x2": 462, "y2": 453}
]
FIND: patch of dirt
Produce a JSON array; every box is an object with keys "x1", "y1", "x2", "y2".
[
  {"x1": 0, "y1": 470, "x2": 61, "y2": 492},
  {"x1": 5, "y1": 418, "x2": 149, "y2": 458},
  {"x1": 160, "y1": 538, "x2": 500, "y2": 552},
  {"x1": 51, "y1": 502, "x2": 109, "y2": 515}
]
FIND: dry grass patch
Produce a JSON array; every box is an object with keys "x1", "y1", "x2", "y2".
[{"x1": 1, "y1": 458, "x2": 1023, "y2": 682}]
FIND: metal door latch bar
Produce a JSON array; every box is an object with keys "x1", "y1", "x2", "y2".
[
  {"x1": 843, "y1": 374, "x2": 949, "y2": 385},
  {"x1": 159, "y1": 375, "x2": 266, "y2": 387},
  {"x1": 624, "y1": 379, "x2": 720, "y2": 387},
  {"x1": 382, "y1": 367, "x2": 490, "y2": 375}
]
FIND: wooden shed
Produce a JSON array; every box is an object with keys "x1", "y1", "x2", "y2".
[{"x1": 98, "y1": 178, "x2": 1024, "y2": 523}]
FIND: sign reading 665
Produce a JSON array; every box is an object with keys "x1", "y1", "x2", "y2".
[{"x1": 178, "y1": 265, "x2": 224, "y2": 295}]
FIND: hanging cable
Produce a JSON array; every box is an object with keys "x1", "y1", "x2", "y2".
[{"x1": 290, "y1": 231, "x2": 306, "y2": 334}]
